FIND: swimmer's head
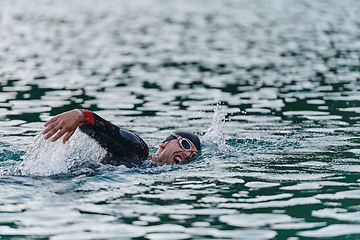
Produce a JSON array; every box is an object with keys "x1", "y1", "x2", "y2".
[
  {"x1": 153, "y1": 131, "x2": 201, "y2": 164},
  {"x1": 162, "y1": 131, "x2": 201, "y2": 152}
]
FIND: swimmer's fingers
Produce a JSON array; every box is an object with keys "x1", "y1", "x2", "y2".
[
  {"x1": 43, "y1": 118, "x2": 62, "y2": 140},
  {"x1": 49, "y1": 116, "x2": 80, "y2": 143},
  {"x1": 43, "y1": 119, "x2": 58, "y2": 136},
  {"x1": 63, "y1": 129, "x2": 76, "y2": 144},
  {"x1": 42, "y1": 109, "x2": 84, "y2": 143},
  {"x1": 43, "y1": 118, "x2": 70, "y2": 142},
  {"x1": 43, "y1": 115, "x2": 59, "y2": 128},
  {"x1": 49, "y1": 122, "x2": 69, "y2": 142}
]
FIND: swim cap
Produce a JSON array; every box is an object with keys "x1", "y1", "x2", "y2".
[{"x1": 163, "y1": 130, "x2": 201, "y2": 151}]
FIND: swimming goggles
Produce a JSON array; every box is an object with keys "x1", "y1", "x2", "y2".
[{"x1": 170, "y1": 133, "x2": 197, "y2": 161}]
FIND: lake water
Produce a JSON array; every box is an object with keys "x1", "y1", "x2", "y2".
[{"x1": 1, "y1": 0, "x2": 360, "y2": 239}]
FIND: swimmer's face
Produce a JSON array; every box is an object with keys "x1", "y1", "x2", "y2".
[{"x1": 153, "y1": 138, "x2": 198, "y2": 164}]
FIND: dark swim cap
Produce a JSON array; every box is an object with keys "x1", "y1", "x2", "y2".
[{"x1": 163, "y1": 130, "x2": 201, "y2": 151}]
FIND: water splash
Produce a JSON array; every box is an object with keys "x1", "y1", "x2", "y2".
[
  {"x1": 19, "y1": 130, "x2": 106, "y2": 177},
  {"x1": 204, "y1": 104, "x2": 228, "y2": 152}
]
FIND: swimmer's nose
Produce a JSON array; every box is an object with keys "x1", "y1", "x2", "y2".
[{"x1": 183, "y1": 151, "x2": 192, "y2": 158}]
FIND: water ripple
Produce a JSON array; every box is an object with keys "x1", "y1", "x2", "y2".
[{"x1": 1, "y1": 0, "x2": 360, "y2": 239}]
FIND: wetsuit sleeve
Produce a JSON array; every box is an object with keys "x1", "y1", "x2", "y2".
[{"x1": 78, "y1": 109, "x2": 149, "y2": 164}]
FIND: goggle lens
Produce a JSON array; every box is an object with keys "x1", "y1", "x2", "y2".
[
  {"x1": 170, "y1": 133, "x2": 192, "y2": 151},
  {"x1": 180, "y1": 139, "x2": 191, "y2": 150}
]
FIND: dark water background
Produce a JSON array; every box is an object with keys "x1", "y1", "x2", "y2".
[{"x1": 1, "y1": 0, "x2": 360, "y2": 239}]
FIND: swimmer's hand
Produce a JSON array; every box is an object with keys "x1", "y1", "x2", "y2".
[{"x1": 42, "y1": 109, "x2": 85, "y2": 144}]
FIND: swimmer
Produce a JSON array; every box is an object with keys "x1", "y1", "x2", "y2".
[{"x1": 42, "y1": 109, "x2": 201, "y2": 168}]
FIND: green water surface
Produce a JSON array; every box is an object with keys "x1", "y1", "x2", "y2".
[{"x1": 1, "y1": 0, "x2": 360, "y2": 239}]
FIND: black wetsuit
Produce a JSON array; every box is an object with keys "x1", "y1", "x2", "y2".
[{"x1": 78, "y1": 110, "x2": 149, "y2": 168}]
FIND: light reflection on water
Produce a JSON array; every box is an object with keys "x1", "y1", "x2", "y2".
[{"x1": 1, "y1": 0, "x2": 360, "y2": 239}]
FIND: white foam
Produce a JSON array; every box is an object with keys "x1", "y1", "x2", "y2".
[{"x1": 19, "y1": 130, "x2": 106, "y2": 177}]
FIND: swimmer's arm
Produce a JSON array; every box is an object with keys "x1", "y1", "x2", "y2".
[
  {"x1": 43, "y1": 109, "x2": 148, "y2": 159},
  {"x1": 42, "y1": 109, "x2": 85, "y2": 143},
  {"x1": 78, "y1": 110, "x2": 149, "y2": 159}
]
